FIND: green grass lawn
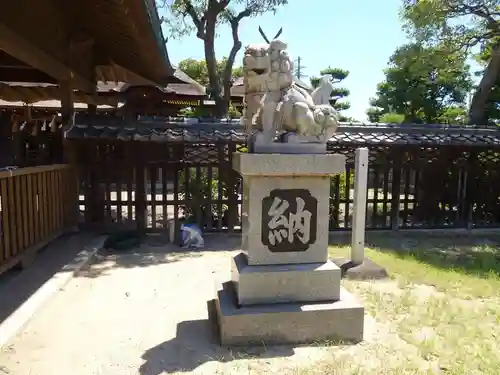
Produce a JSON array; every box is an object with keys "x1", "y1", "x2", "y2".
[{"x1": 319, "y1": 234, "x2": 500, "y2": 375}]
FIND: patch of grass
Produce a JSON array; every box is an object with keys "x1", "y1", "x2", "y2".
[
  {"x1": 326, "y1": 236, "x2": 500, "y2": 374},
  {"x1": 329, "y1": 244, "x2": 500, "y2": 298},
  {"x1": 345, "y1": 282, "x2": 500, "y2": 375}
]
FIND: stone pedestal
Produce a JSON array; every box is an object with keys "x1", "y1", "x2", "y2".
[{"x1": 211, "y1": 153, "x2": 365, "y2": 346}]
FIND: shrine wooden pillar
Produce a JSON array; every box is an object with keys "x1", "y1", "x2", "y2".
[
  {"x1": 60, "y1": 80, "x2": 75, "y2": 162},
  {"x1": 10, "y1": 114, "x2": 23, "y2": 167},
  {"x1": 61, "y1": 34, "x2": 99, "y2": 227}
]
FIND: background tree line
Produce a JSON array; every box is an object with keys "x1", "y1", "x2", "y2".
[
  {"x1": 368, "y1": 0, "x2": 499, "y2": 125},
  {"x1": 159, "y1": 0, "x2": 499, "y2": 125}
]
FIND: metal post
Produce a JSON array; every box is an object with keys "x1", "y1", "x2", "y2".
[{"x1": 351, "y1": 147, "x2": 369, "y2": 265}]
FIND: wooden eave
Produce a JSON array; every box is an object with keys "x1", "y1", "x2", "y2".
[
  {"x1": 63, "y1": 0, "x2": 174, "y2": 84},
  {"x1": 0, "y1": 0, "x2": 173, "y2": 90}
]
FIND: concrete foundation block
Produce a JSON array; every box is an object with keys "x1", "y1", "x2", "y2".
[
  {"x1": 231, "y1": 252, "x2": 341, "y2": 305},
  {"x1": 333, "y1": 257, "x2": 389, "y2": 280},
  {"x1": 214, "y1": 282, "x2": 364, "y2": 346}
]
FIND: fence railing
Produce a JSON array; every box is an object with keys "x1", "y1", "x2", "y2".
[
  {"x1": 0, "y1": 164, "x2": 78, "y2": 275},
  {"x1": 73, "y1": 137, "x2": 500, "y2": 234}
]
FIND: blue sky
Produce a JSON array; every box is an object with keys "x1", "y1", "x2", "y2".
[{"x1": 162, "y1": 0, "x2": 409, "y2": 121}]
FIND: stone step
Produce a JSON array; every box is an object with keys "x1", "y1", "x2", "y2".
[
  {"x1": 231, "y1": 252, "x2": 341, "y2": 305},
  {"x1": 212, "y1": 281, "x2": 364, "y2": 346}
]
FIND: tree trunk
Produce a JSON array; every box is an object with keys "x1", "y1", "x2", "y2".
[
  {"x1": 214, "y1": 96, "x2": 228, "y2": 117},
  {"x1": 219, "y1": 12, "x2": 245, "y2": 118},
  {"x1": 468, "y1": 43, "x2": 500, "y2": 125},
  {"x1": 203, "y1": 17, "x2": 225, "y2": 117},
  {"x1": 219, "y1": 93, "x2": 231, "y2": 117},
  {"x1": 219, "y1": 59, "x2": 236, "y2": 118}
]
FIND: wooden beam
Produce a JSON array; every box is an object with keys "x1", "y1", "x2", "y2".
[
  {"x1": 69, "y1": 35, "x2": 98, "y2": 120},
  {"x1": 0, "y1": 23, "x2": 94, "y2": 92},
  {"x1": 100, "y1": 63, "x2": 160, "y2": 86},
  {"x1": 0, "y1": 67, "x2": 57, "y2": 83},
  {"x1": 68, "y1": 34, "x2": 95, "y2": 85},
  {"x1": 0, "y1": 83, "x2": 24, "y2": 102}
]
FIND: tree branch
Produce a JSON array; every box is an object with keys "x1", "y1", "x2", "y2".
[
  {"x1": 183, "y1": 0, "x2": 206, "y2": 39},
  {"x1": 457, "y1": 4, "x2": 499, "y2": 30},
  {"x1": 221, "y1": 8, "x2": 252, "y2": 105},
  {"x1": 461, "y1": 30, "x2": 499, "y2": 50},
  {"x1": 234, "y1": 7, "x2": 252, "y2": 23},
  {"x1": 206, "y1": 0, "x2": 230, "y2": 14},
  {"x1": 225, "y1": 8, "x2": 251, "y2": 74},
  {"x1": 217, "y1": 0, "x2": 230, "y2": 9}
]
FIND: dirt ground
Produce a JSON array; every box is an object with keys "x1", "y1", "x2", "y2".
[{"x1": 0, "y1": 234, "x2": 436, "y2": 375}]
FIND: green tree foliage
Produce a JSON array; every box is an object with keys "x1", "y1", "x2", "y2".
[
  {"x1": 178, "y1": 58, "x2": 243, "y2": 87},
  {"x1": 437, "y1": 106, "x2": 468, "y2": 124},
  {"x1": 178, "y1": 58, "x2": 243, "y2": 118},
  {"x1": 178, "y1": 105, "x2": 210, "y2": 118},
  {"x1": 179, "y1": 103, "x2": 241, "y2": 118},
  {"x1": 379, "y1": 112, "x2": 405, "y2": 124},
  {"x1": 159, "y1": 0, "x2": 288, "y2": 117},
  {"x1": 401, "y1": 0, "x2": 500, "y2": 124},
  {"x1": 310, "y1": 67, "x2": 351, "y2": 121},
  {"x1": 366, "y1": 43, "x2": 472, "y2": 123}
]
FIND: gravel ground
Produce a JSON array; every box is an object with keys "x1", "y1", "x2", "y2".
[{"x1": 0, "y1": 235, "x2": 431, "y2": 375}]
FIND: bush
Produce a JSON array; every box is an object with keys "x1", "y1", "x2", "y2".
[
  {"x1": 178, "y1": 104, "x2": 241, "y2": 119},
  {"x1": 227, "y1": 104, "x2": 242, "y2": 118},
  {"x1": 178, "y1": 168, "x2": 230, "y2": 227},
  {"x1": 380, "y1": 112, "x2": 405, "y2": 124},
  {"x1": 331, "y1": 172, "x2": 353, "y2": 200}
]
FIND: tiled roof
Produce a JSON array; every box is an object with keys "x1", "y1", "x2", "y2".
[
  {"x1": 66, "y1": 120, "x2": 500, "y2": 147},
  {"x1": 0, "y1": 71, "x2": 205, "y2": 104}
]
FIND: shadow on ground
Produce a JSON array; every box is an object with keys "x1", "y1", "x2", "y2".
[
  {"x1": 77, "y1": 233, "x2": 242, "y2": 279},
  {"x1": 0, "y1": 233, "x2": 96, "y2": 325},
  {"x1": 139, "y1": 318, "x2": 294, "y2": 374},
  {"x1": 139, "y1": 298, "x2": 355, "y2": 375},
  {"x1": 330, "y1": 231, "x2": 500, "y2": 277}
]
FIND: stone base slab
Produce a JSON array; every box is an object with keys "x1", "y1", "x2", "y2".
[
  {"x1": 213, "y1": 281, "x2": 364, "y2": 346},
  {"x1": 231, "y1": 252, "x2": 341, "y2": 305},
  {"x1": 252, "y1": 142, "x2": 327, "y2": 155},
  {"x1": 248, "y1": 131, "x2": 328, "y2": 154},
  {"x1": 232, "y1": 152, "x2": 346, "y2": 176},
  {"x1": 332, "y1": 257, "x2": 389, "y2": 280}
]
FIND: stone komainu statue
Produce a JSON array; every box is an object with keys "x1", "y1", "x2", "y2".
[
  {"x1": 242, "y1": 43, "x2": 270, "y2": 133},
  {"x1": 242, "y1": 37, "x2": 339, "y2": 147}
]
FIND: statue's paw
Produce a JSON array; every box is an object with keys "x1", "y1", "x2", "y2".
[
  {"x1": 252, "y1": 131, "x2": 267, "y2": 145},
  {"x1": 282, "y1": 132, "x2": 300, "y2": 143},
  {"x1": 282, "y1": 132, "x2": 322, "y2": 144}
]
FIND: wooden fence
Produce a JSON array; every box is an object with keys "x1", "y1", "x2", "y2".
[
  {"x1": 0, "y1": 164, "x2": 78, "y2": 275},
  {"x1": 72, "y1": 130, "x2": 500, "y2": 235},
  {"x1": 75, "y1": 140, "x2": 241, "y2": 235}
]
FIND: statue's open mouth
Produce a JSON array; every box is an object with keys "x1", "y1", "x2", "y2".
[{"x1": 252, "y1": 68, "x2": 266, "y2": 75}]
